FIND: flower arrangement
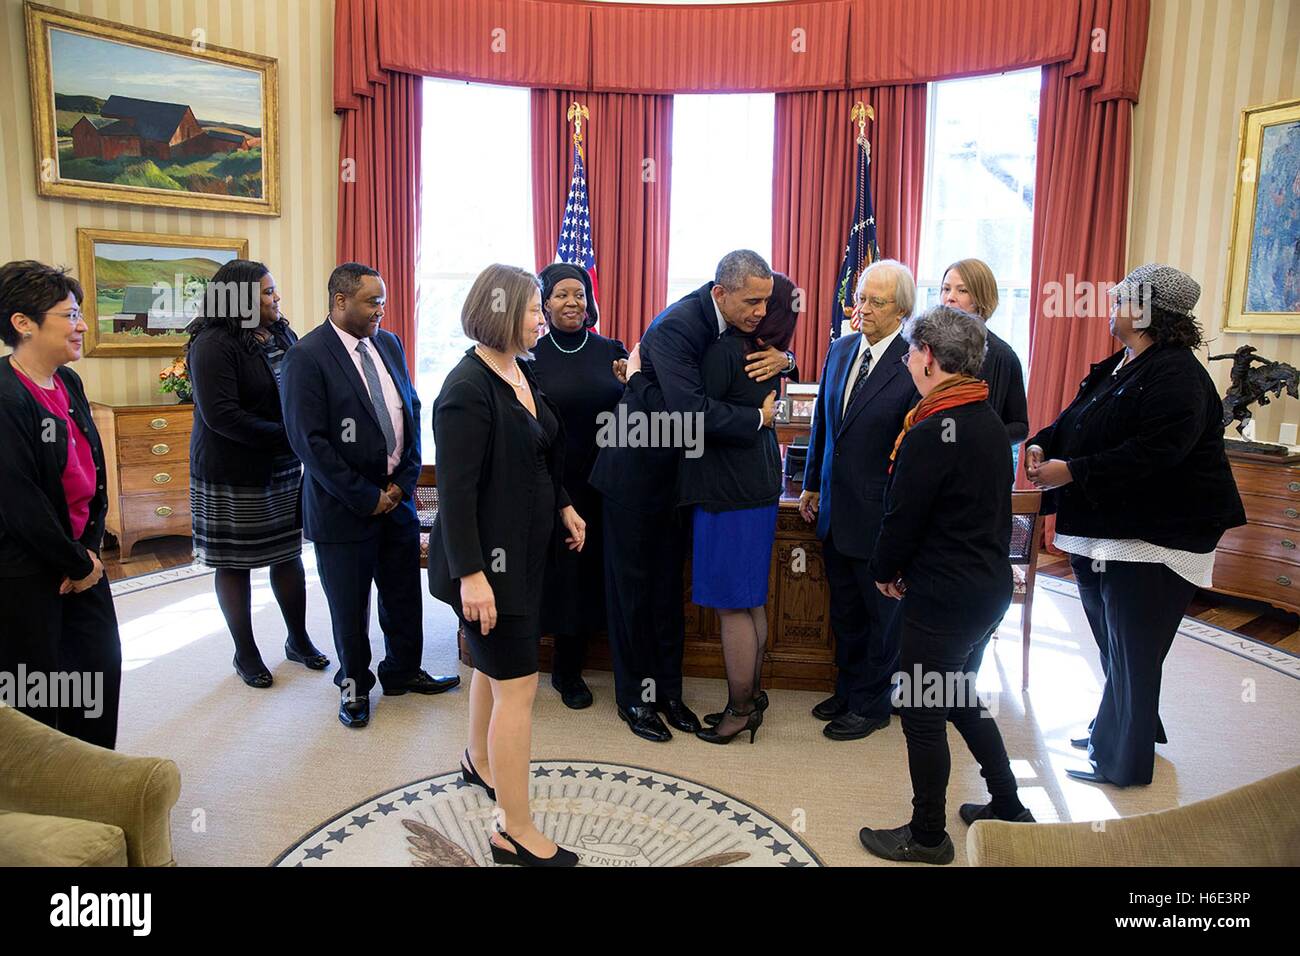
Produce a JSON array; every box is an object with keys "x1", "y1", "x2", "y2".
[{"x1": 159, "y1": 355, "x2": 193, "y2": 403}]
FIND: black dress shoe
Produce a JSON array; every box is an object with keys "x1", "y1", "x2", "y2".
[
  {"x1": 618, "y1": 705, "x2": 672, "y2": 742},
  {"x1": 704, "y1": 690, "x2": 768, "y2": 727},
  {"x1": 490, "y1": 829, "x2": 578, "y2": 867},
  {"x1": 655, "y1": 699, "x2": 701, "y2": 733},
  {"x1": 1065, "y1": 765, "x2": 1119, "y2": 785},
  {"x1": 1069, "y1": 736, "x2": 1090, "y2": 750},
  {"x1": 461, "y1": 749, "x2": 495, "y2": 800},
  {"x1": 858, "y1": 825, "x2": 954, "y2": 865},
  {"x1": 551, "y1": 673, "x2": 593, "y2": 710},
  {"x1": 339, "y1": 693, "x2": 370, "y2": 728},
  {"x1": 824, "y1": 713, "x2": 889, "y2": 741},
  {"x1": 284, "y1": 639, "x2": 330, "y2": 670},
  {"x1": 695, "y1": 706, "x2": 763, "y2": 745},
  {"x1": 811, "y1": 693, "x2": 847, "y2": 721},
  {"x1": 382, "y1": 670, "x2": 461, "y2": 696},
  {"x1": 958, "y1": 802, "x2": 1037, "y2": 826},
  {"x1": 233, "y1": 654, "x2": 272, "y2": 689}
]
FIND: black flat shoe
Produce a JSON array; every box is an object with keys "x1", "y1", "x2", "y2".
[
  {"x1": 1065, "y1": 766, "x2": 1119, "y2": 785},
  {"x1": 551, "y1": 674, "x2": 593, "y2": 710},
  {"x1": 858, "y1": 825, "x2": 954, "y2": 865},
  {"x1": 461, "y1": 749, "x2": 495, "y2": 800},
  {"x1": 958, "y1": 802, "x2": 1036, "y2": 826},
  {"x1": 695, "y1": 705, "x2": 762, "y2": 745},
  {"x1": 233, "y1": 654, "x2": 272, "y2": 689},
  {"x1": 1069, "y1": 736, "x2": 1090, "y2": 750},
  {"x1": 382, "y1": 670, "x2": 461, "y2": 696},
  {"x1": 823, "y1": 713, "x2": 889, "y2": 741},
  {"x1": 618, "y1": 705, "x2": 672, "y2": 742},
  {"x1": 285, "y1": 639, "x2": 330, "y2": 670},
  {"x1": 704, "y1": 690, "x2": 768, "y2": 727},
  {"x1": 339, "y1": 693, "x2": 370, "y2": 728},
  {"x1": 490, "y1": 829, "x2": 578, "y2": 867},
  {"x1": 811, "y1": 693, "x2": 846, "y2": 721},
  {"x1": 654, "y1": 698, "x2": 701, "y2": 733}
]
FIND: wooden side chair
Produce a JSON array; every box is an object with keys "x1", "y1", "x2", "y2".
[
  {"x1": 996, "y1": 489, "x2": 1043, "y2": 689},
  {"x1": 415, "y1": 465, "x2": 438, "y2": 569}
]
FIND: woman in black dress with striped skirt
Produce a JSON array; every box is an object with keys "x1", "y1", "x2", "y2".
[
  {"x1": 186, "y1": 260, "x2": 329, "y2": 688},
  {"x1": 530, "y1": 263, "x2": 627, "y2": 709}
]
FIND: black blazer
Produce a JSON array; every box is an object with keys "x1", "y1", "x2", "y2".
[
  {"x1": 426, "y1": 351, "x2": 571, "y2": 617},
  {"x1": 280, "y1": 320, "x2": 422, "y2": 543},
  {"x1": 803, "y1": 332, "x2": 919, "y2": 558},
  {"x1": 982, "y1": 330, "x2": 1029, "y2": 446},
  {"x1": 188, "y1": 323, "x2": 297, "y2": 485},
  {"x1": 1027, "y1": 344, "x2": 1246, "y2": 551},
  {"x1": 589, "y1": 283, "x2": 763, "y2": 513},
  {"x1": 0, "y1": 358, "x2": 107, "y2": 579},
  {"x1": 871, "y1": 401, "x2": 1013, "y2": 628}
]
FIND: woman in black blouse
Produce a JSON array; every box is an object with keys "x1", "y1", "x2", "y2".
[
  {"x1": 529, "y1": 263, "x2": 627, "y2": 709},
  {"x1": 186, "y1": 259, "x2": 328, "y2": 689}
]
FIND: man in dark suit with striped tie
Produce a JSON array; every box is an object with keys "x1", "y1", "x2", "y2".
[
  {"x1": 282, "y1": 263, "x2": 459, "y2": 728},
  {"x1": 800, "y1": 260, "x2": 920, "y2": 740}
]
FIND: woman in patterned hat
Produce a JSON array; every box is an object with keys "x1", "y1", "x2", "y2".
[
  {"x1": 1025, "y1": 263, "x2": 1246, "y2": 786},
  {"x1": 529, "y1": 263, "x2": 627, "y2": 710},
  {"x1": 187, "y1": 259, "x2": 329, "y2": 689}
]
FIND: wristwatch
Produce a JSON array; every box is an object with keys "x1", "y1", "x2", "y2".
[{"x1": 783, "y1": 351, "x2": 796, "y2": 373}]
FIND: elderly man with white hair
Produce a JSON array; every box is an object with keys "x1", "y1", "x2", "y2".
[{"x1": 799, "y1": 259, "x2": 920, "y2": 740}]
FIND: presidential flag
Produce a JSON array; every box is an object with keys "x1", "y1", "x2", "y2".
[
  {"x1": 831, "y1": 104, "x2": 880, "y2": 342},
  {"x1": 555, "y1": 126, "x2": 599, "y2": 305}
]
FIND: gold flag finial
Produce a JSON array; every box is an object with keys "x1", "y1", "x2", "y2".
[
  {"x1": 850, "y1": 101, "x2": 874, "y2": 146},
  {"x1": 567, "y1": 101, "x2": 590, "y2": 152}
]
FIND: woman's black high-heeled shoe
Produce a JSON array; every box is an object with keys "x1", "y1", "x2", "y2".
[
  {"x1": 233, "y1": 654, "x2": 272, "y2": 689},
  {"x1": 703, "y1": 690, "x2": 768, "y2": 728},
  {"x1": 489, "y1": 829, "x2": 578, "y2": 867},
  {"x1": 461, "y1": 749, "x2": 496, "y2": 800},
  {"x1": 695, "y1": 705, "x2": 763, "y2": 744},
  {"x1": 284, "y1": 639, "x2": 330, "y2": 670}
]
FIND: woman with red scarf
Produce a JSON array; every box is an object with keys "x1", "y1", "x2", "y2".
[{"x1": 857, "y1": 304, "x2": 1032, "y2": 865}]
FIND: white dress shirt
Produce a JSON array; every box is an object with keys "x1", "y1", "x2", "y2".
[
  {"x1": 711, "y1": 295, "x2": 764, "y2": 431},
  {"x1": 842, "y1": 325, "x2": 902, "y2": 415},
  {"x1": 329, "y1": 319, "x2": 405, "y2": 475}
]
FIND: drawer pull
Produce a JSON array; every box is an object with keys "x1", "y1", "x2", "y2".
[
  {"x1": 150, "y1": 443, "x2": 170, "y2": 456},
  {"x1": 152, "y1": 472, "x2": 173, "y2": 485},
  {"x1": 1284, "y1": 539, "x2": 1297, "y2": 550},
  {"x1": 1289, "y1": 481, "x2": 1300, "y2": 492},
  {"x1": 1277, "y1": 575, "x2": 1292, "y2": 587},
  {"x1": 154, "y1": 506, "x2": 174, "y2": 518},
  {"x1": 1286, "y1": 508, "x2": 1298, "y2": 520},
  {"x1": 150, "y1": 417, "x2": 168, "y2": 430}
]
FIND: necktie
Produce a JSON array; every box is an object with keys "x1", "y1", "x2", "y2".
[
  {"x1": 356, "y1": 340, "x2": 397, "y2": 458},
  {"x1": 845, "y1": 346, "x2": 873, "y2": 412}
]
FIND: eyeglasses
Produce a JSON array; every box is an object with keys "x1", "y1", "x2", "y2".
[
  {"x1": 856, "y1": 296, "x2": 895, "y2": 310},
  {"x1": 45, "y1": 309, "x2": 84, "y2": 323}
]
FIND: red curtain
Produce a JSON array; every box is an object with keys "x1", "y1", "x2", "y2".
[
  {"x1": 772, "y1": 84, "x2": 927, "y2": 379},
  {"x1": 531, "y1": 90, "x2": 674, "y2": 348}
]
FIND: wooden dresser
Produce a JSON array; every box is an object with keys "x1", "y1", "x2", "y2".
[
  {"x1": 1214, "y1": 449, "x2": 1300, "y2": 615},
  {"x1": 91, "y1": 402, "x2": 193, "y2": 560}
]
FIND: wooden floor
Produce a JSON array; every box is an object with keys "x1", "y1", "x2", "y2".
[{"x1": 103, "y1": 535, "x2": 1300, "y2": 654}]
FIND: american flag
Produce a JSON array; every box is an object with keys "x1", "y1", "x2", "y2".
[
  {"x1": 831, "y1": 109, "x2": 880, "y2": 343},
  {"x1": 555, "y1": 139, "x2": 599, "y2": 304}
]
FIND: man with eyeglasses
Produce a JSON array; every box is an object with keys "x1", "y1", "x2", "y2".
[{"x1": 799, "y1": 259, "x2": 920, "y2": 740}]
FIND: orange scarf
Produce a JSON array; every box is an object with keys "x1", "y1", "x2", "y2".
[{"x1": 888, "y1": 374, "x2": 990, "y2": 472}]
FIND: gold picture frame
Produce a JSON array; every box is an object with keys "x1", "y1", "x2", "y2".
[
  {"x1": 77, "y1": 228, "x2": 250, "y2": 358},
  {"x1": 25, "y1": 2, "x2": 280, "y2": 216},
  {"x1": 1224, "y1": 96, "x2": 1300, "y2": 333}
]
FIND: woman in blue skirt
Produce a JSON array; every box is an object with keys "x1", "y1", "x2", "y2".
[{"x1": 679, "y1": 274, "x2": 799, "y2": 744}]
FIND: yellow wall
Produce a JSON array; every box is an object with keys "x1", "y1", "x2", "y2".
[
  {"x1": 1130, "y1": 0, "x2": 1300, "y2": 441},
  {"x1": 0, "y1": 0, "x2": 338, "y2": 406}
]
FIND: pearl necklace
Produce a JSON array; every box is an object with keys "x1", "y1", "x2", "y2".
[
  {"x1": 548, "y1": 329, "x2": 589, "y2": 354},
  {"x1": 475, "y1": 346, "x2": 525, "y2": 389}
]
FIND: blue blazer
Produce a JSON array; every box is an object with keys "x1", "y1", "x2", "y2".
[
  {"x1": 280, "y1": 320, "x2": 422, "y2": 543},
  {"x1": 803, "y1": 332, "x2": 918, "y2": 559}
]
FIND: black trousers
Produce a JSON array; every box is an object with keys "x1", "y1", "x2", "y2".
[
  {"x1": 313, "y1": 514, "x2": 424, "y2": 697},
  {"x1": 823, "y1": 531, "x2": 901, "y2": 718},
  {"x1": 898, "y1": 609, "x2": 1018, "y2": 835},
  {"x1": 0, "y1": 572, "x2": 121, "y2": 749},
  {"x1": 1069, "y1": 555, "x2": 1195, "y2": 786},
  {"x1": 602, "y1": 496, "x2": 685, "y2": 711},
  {"x1": 551, "y1": 632, "x2": 589, "y2": 680}
]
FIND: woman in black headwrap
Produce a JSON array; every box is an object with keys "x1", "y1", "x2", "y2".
[{"x1": 530, "y1": 263, "x2": 628, "y2": 708}]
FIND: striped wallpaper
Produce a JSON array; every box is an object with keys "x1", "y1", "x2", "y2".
[
  {"x1": 0, "y1": 0, "x2": 338, "y2": 407},
  {"x1": 1129, "y1": 0, "x2": 1300, "y2": 442}
]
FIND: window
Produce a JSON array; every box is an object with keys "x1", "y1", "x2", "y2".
[
  {"x1": 666, "y1": 93, "x2": 775, "y2": 307},
  {"x1": 916, "y1": 69, "x2": 1040, "y2": 378},
  {"x1": 417, "y1": 78, "x2": 534, "y2": 450}
]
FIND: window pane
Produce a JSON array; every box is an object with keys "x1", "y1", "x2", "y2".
[
  {"x1": 667, "y1": 94, "x2": 775, "y2": 307},
  {"x1": 417, "y1": 78, "x2": 534, "y2": 450},
  {"x1": 917, "y1": 69, "x2": 1040, "y2": 375}
]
